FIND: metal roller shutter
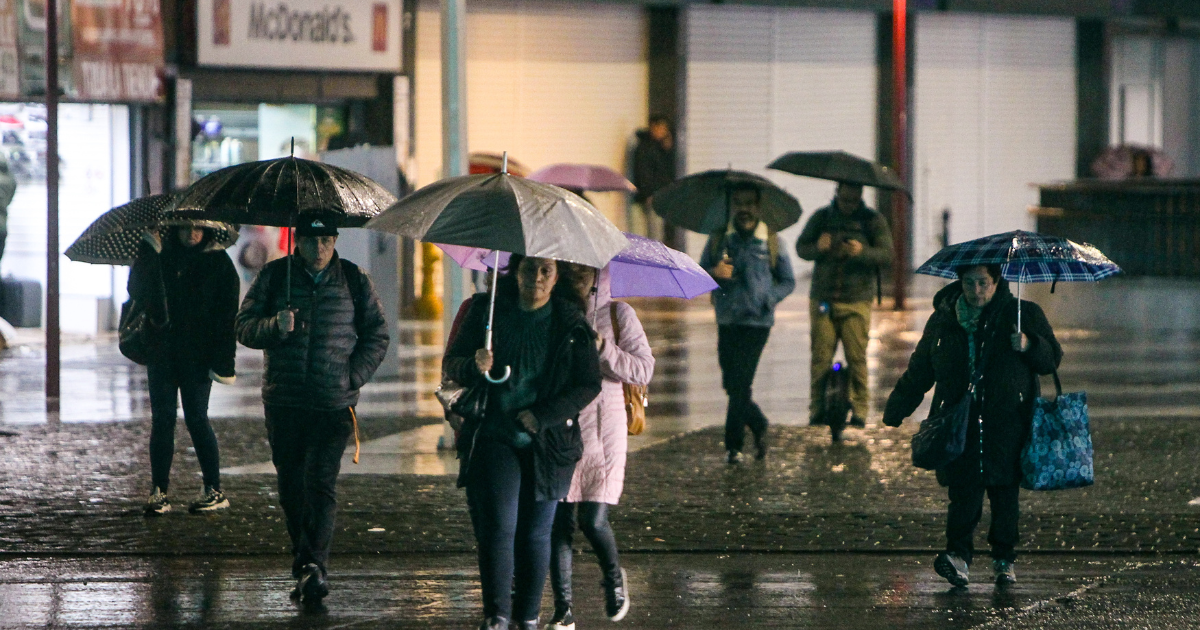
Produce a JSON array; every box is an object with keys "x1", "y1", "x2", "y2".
[{"x1": 912, "y1": 13, "x2": 1076, "y2": 267}]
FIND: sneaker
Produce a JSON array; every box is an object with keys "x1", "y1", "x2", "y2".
[
  {"x1": 478, "y1": 616, "x2": 509, "y2": 630},
  {"x1": 849, "y1": 415, "x2": 867, "y2": 428},
  {"x1": 993, "y1": 559, "x2": 1017, "y2": 585},
  {"x1": 188, "y1": 487, "x2": 230, "y2": 513},
  {"x1": 143, "y1": 487, "x2": 171, "y2": 516},
  {"x1": 294, "y1": 563, "x2": 328, "y2": 602},
  {"x1": 934, "y1": 552, "x2": 970, "y2": 587},
  {"x1": 726, "y1": 450, "x2": 741, "y2": 465},
  {"x1": 604, "y1": 567, "x2": 630, "y2": 621},
  {"x1": 544, "y1": 606, "x2": 574, "y2": 630},
  {"x1": 753, "y1": 434, "x2": 768, "y2": 461}
]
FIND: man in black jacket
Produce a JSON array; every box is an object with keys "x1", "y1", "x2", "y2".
[{"x1": 236, "y1": 218, "x2": 389, "y2": 604}]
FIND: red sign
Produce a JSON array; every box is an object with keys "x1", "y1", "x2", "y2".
[
  {"x1": 70, "y1": 0, "x2": 164, "y2": 102},
  {"x1": 371, "y1": 4, "x2": 387, "y2": 53}
]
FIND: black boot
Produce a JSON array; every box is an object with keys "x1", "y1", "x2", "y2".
[{"x1": 603, "y1": 567, "x2": 630, "y2": 622}]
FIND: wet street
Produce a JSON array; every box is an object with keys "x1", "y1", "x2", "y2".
[{"x1": 1, "y1": 277, "x2": 1199, "y2": 628}]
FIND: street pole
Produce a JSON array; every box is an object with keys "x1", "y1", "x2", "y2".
[
  {"x1": 890, "y1": 0, "x2": 909, "y2": 311},
  {"x1": 440, "y1": 0, "x2": 466, "y2": 338},
  {"x1": 45, "y1": 0, "x2": 60, "y2": 413}
]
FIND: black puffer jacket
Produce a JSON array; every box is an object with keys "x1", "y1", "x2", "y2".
[
  {"x1": 883, "y1": 280, "x2": 1062, "y2": 487},
  {"x1": 127, "y1": 236, "x2": 239, "y2": 376},
  {"x1": 445, "y1": 288, "x2": 602, "y2": 502},
  {"x1": 236, "y1": 253, "x2": 390, "y2": 410}
]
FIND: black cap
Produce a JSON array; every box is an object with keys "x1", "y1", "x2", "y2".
[{"x1": 296, "y1": 218, "x2": 339, "y2": 237}]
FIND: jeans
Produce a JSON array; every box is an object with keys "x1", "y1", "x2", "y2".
[
  {"x1": 466, "y1": 439, "x2": 559, "y2": 623},
  {"x1": 550, "y1": 501, "x2": 622, "y2": 611},
  {"x1": 809, "y1": 301, "x2": 872, "y2": 420},
  {"x1": 264, "y1": 405, "x2": 353, "y2": 578},
  {"x1": 946, "y1": 484, "x2": 1020, "y2": 564},
  {"x1": 147, "y1": 361, "x2": 219, "y2": 493},
  {"x1": 717, "y1": 325, "x2": 771, "y2": 452}
]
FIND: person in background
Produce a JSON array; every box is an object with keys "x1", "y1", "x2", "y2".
[
  {"x1": 444, "y1": 256, "x2": 601, "y2": 630},
  {"x1": 629, "y1": 115, "x2": 677, "y2": 241},
  {"x1": 699, "y1": 183, "x2": 795, "y2": 464},
  {"x1": 131, "y1": 223, "x2": 239, "y2": 516},
  {"x1": 796, "y1": 182, "x2": 893, "y2": 429},
  {"x1": 546, "y1": 263, "x2": 654, "y2": 630},
  {"x1": 235, "y1": 219, "x2": 390, "y2": 605},
  {"x1": 883, "y1": 265, "x2": 1061, "y2": 587},
  {"x1": 0, "y1": 156, "x2": 17, "y2": 271}
]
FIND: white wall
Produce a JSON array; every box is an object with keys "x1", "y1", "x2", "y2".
[
  {"x1": 2, "y1": 104, "x2": 131, "y2": 334},
  {"x1": 414, "y1": 0, "x2": 648, "y2": 227},
  {"x1": 682, "y1": 4, "x2": 879, "y2": 275},
  {"x1": 912, "y1": 14, "x2": 1076, "y2": 266}
]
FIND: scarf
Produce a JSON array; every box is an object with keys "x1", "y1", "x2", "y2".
[{"x1": 956, "y1": 294, "x2": 985, "y2": 374}]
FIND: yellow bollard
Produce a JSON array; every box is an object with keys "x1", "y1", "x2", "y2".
[{"x1": 414, "y1": 242, "x2": 444, "y2": 320}]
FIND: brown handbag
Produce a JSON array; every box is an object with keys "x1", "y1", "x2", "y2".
[{"x1": 610, "y1": 303, "x2": 648, "y2": 436}]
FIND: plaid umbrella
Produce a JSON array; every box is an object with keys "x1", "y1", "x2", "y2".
[
  {"x1": 916, "y1": 230, "x2": 1121, "y2": 332},
  {"x1": 66, "y1": 194, "x2": 238, "y2": 266}
]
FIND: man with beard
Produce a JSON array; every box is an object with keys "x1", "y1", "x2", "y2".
[{"x1": 700, "y1": 183, "x2": 795, "y2": 464}]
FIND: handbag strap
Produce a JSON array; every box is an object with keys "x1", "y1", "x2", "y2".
[
  {"x1": 1050, "y1": 369, "x2": 1063, "y2": 398},
  {"x1": 610, "y1": 302, "x2": 621, "y2": 345}
]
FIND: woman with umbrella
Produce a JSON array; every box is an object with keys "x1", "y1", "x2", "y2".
[
  {"x1": 881, "y1": 264, "x2": 1062, "y2": 587},
  {"x1": 443, "y1": 256, "x2": 602, "y2": 630},
  {"x1": 129, "y1": 220, "x2": 240, "y2": 516}
]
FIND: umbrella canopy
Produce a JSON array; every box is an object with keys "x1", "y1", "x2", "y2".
[
  {"x1": 439, "y1": 232, "x2": 717, "y2": 299},
  {"x1": 170, "y1": 156, "x2": 396, "y2": 228},
  {"x1": 66, "y1": 194, "x2": 238, "y2": 265},
  {"x1": 365, "y1": 172, "x2": 628, "y2": 269},
  {"x1": 650, "y1": 169, "x2": 802, "y2": 233},
  {"x1": 768, "y1": 151, "x2": 907, "y2": 192},
  {"x1": 915, "y1": 230, "x2": 1120, "y2": 283},
  {"x1": 528, "y1": 163, "x2": 636, "y2": 193}
]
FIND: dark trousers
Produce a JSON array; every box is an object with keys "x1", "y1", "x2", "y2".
[
  {"x1": 466, "y1": 439, "x2": 558, "y2": 623},
  {"x1": 147, "y1": 361, "x2": 219, "y2": 492},
  {"x1": 946, "y1": 484, "x2": 1020, "y2": 564},
  {"x1": 550, "y1": 501, "x2": 622, "y2": 610},
  {"x1": 717, "y1": 324, "x2": 772, "y2": 452},
  {"x1": 264, "y1": 405, "x2": 353, "y2": 578}
]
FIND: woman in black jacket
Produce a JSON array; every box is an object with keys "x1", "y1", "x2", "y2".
[
  {"x1": 883, "y1": 265, "x2": 1061, "y2": 588},
  {"x1": 128, "y1": 224, "x2": 240, "y2": 516},
  {"x1": 444, "y1": 255, "x2": 602, "y2": 630}
]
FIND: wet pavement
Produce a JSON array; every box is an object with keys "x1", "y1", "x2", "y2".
[{"x1": 1, "y1": 276, "x2": 1199, "y2": 627}]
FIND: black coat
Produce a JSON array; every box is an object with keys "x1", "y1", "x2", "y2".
[
  {"x1": 445, "y1": 289, "x2": 603, "y2": 502},
  {"x1": 127, "y1": 238, "x2": 239, "y2": 377},
  {"x1": 236, "y1": 254, "x2": 390, "y2": 410},
  {"x1": 632, "y1": 130, "x2": 676, "y2": 204},
  {"x1": 883, "y1": 280, "x2": 1062, "y2": 487}
]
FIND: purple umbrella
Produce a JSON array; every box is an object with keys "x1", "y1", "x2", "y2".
[
  {"x1": 438, "y1": 233, "x2": 716, "y2": 299},
  {"x1": 528, "y1": 163, "x2": 636, "y2": 193}
]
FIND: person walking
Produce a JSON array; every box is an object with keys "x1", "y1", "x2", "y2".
[
  {"x1": 882, "y1": 265, "x2": 1061, "y2": 587},
  {"x1": 131, "y1": 224, "x2": 239, "y2": 516},
  {"x1": 444, "y1": 255, "x2": 602, "y2": 630},
  {"x1": 0, "y1": 156, "x2": 15, "y2": 270},
  {"x1": 699, "y1": 183, "x2": 796, "y2": 464},
  {"x1": 546, "y1": 264, "x2": 654, "y2": 630},
  {"x1": 796, "y1": 182, "x2": 893, "y2": 428},
  {"x1": 235, "y1": 219, "x2": 389, "y2": 604}
]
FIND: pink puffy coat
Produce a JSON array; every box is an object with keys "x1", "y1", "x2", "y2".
[{"x1": 565, "y1": 267, "x2": 655, "y2": 505}]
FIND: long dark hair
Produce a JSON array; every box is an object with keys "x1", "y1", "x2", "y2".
[{"x1": 499, "y1": 254, "x2": 587, "y2": 311}]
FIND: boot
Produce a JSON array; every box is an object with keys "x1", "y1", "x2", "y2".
[{"x1": 603, "y1": 567, "x2": 630, "y2": 622}]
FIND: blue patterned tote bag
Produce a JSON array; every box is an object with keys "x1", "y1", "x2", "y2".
[{"x1": 1021, "y1": 372, "x2": 1094, "y2": 491}]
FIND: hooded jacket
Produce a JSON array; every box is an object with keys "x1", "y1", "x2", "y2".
[
  {"x1": 444, "y1": 283, "x2": 603, "y2": 502},
  {"x1": 796, "y1": 201, "x2": 893, "y2": 304},
  {"x1": 127, "y1": 234, "x2": 239, "y2": 377},
  {"x1": 699, "y1": 230, "x2": 796, "y2": 328},
  {"x1": 883, "y1": 280, "x2": 1062, "y2": 487},
  {"x1": 236, "y1": 253, "x2": 390, "y2": 410},
  {"x1": 567, "y1": 267, "x2": 655, "y2": 504}
]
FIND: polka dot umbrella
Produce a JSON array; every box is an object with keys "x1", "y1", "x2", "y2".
[{"x1": 66, "y1": 194, "x2": 239, "y2": 266}]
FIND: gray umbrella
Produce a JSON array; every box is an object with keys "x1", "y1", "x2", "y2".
[
  {"x1": 768, "y1": 151, "x2": 908, "y2": 192},
  {"x1": 649, "y1": 169, "x2": 802, "y2": 233}
]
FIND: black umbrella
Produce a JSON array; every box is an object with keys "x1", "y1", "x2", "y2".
[
  {"x1": 170, "y1": 155, "x2": 397, "y2": 307},
  {"x1": 768, "y1": 151, "x2": 908, "y2": 192},
  {"x1": 66, "y1": 194, "x2": 238, "y2": 265},
  {"x1": 649, "y1": 169, "x2": 802, "y2": 233}
]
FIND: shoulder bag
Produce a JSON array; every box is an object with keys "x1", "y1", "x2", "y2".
[{"x1": 610, "y1": 303, "x2": 648, "y2": 436}]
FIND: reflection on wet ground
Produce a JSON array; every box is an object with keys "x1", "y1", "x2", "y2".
[{"x1": 0, "y1": 553, "x2": 1130, "y2": 629}]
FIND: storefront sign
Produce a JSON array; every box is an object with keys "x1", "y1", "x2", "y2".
[
  {"x1": 70, "y1": 0, "x2": 165, "y2": 101},
  {"x1": 0, "y1": 0, "x2": 19, "y2": 99},
  {"x1": 198, "y1": 0, "x2": 403, "y2": 72}
]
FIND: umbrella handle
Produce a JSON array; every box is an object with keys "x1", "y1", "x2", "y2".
[{"x1": 485, "y1": 365, "x2": 511, "y2": 384}]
